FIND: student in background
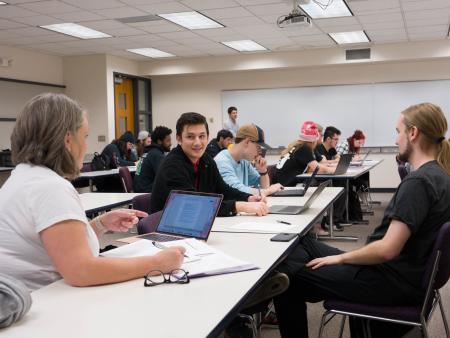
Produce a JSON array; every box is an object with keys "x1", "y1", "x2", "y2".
[
  {"x1": 0, "y1": 93, "x2": 185, "y2": 291},
  {"x1": 315, "y1": 126, "x2": 341, "y2": 162},
  {"x1": 101, "y1": 131, "x2": 137, "y2": 167},
  {"x1": 215, "y1": 124, "x2": 283, "y2": 196},
  {"x1": 151, "y1": 112, "x2": 268, "y2": 217},
  {"x1": 336, "y1": 129, "x2": 366, "y2": 159},
  {"x1": 136, "y1": 130, "x2": 151, "y2": 158},
  {"x1": 273, "y1": 103, "x2": 450, "y2": 338},
  {"x1": 274, "y1": 121, "x2": 334, "y2": 187},
  {"x1": 133, "y1": 126, "x2": 172, "y2": 193},
  {"x1": 205, "y1": 129, "x2": 233, "y2": 158},
  {"x1": 223, "y1": 106, "x2": 239, "y2": 137}
]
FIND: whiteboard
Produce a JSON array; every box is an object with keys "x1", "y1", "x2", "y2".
[
  {"x1": 0, "y1": 80, "x2": 64, "y2": 150},
  {"x1": 222, "y1": 80, "x2": 450, "y2": 147}
]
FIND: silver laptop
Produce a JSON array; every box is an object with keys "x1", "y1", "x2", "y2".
[
  {"x1": 139, "y1": 190, "x2": 223, "y2": 242},
  {"x1": 330, "y1": 154, "x2": 353, "y2": 175},
  {"x1": 272, "y1": 166, "x2": 319, "y2": 197},
  {"x1": 350, "y1": 150, "x2": 371, "y2": 166},
  {"x1": 269, "y1": 180, "x2": 331, "y2": 215}
]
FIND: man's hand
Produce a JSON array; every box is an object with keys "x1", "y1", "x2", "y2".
[
  {"x1": 236, "y1": 201, "x2": 269, "y2": 216},
  {"x1": 263, "y1": 183, "x2": 284, "y2": 196},
  {"x1": 100, "y1": 209, "x2": 148, "y2": 232},
  {"x1": 248, "y1": 194, "x2": 267, "y2": 203},
  {"x1": 254, "y1": 156, "x2": 268, "y2": 173},
  {"x1": 306, "y1": 255, "x2": 344, "y2": 270}
]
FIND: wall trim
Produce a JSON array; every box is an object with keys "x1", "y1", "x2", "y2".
[{"x1": 0, "y1": 77, "x2": 65, "y2": 89}]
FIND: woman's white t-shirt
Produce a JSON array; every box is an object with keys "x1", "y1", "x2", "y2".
[{"x1": 0, "y1": 164, "x2": 100, "y2": 291}]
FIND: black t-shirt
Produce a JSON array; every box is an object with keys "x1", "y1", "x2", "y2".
[
  {"x1": 314, "y1": 148, "x2": 323, "y2": 162},
  {"x1": 368, "y1": 161, "x2": 450, "y2": 292},
  {"x1": 315, "y1": 144, "x2": 337, "y2": 161},
  {"x1": 274, "y1": 144, "x2": 315, "y2": 186}
]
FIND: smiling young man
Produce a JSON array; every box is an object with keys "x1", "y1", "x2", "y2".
[
  {"x1": 273, "y1": 103, "x2": 450, "y2": 338},
  {"x1": 150, "y1": 112, "x2": 268, "y2": 217}
]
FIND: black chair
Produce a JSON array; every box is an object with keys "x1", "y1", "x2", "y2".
[
  {"x1": 137, "y1": 210, "x2": 163, "y2": 235},
  {"x1": 318, "y1": 221, "x2": 450, "y2": 338},
  {"x1": 119, "y1": 167, "x2": 133, "y2": 193},
  {"x1": 267, "y1": 165, "x2": 276, "y2": 183},
  {"x1": 132, "y1": 193, "x2": 151, "y2": 214}
]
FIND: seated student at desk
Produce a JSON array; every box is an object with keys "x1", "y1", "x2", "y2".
[
  {"x1": 135, "y1": 130, "x2": 151, "y2": 158},
  {"x1": 0, "y1": 93, "x2": 185, "y2": 291},
  {"x1": 205, "y1": 129, "x2": 233, "y2": 158},
  {"x1": 336, "y1": 129, "x2": 365, "y2": 158},
  {"x1": 133, "y1": 126, "x2": 172, "y2": 193},
  {"x1": 101, "y1": 131, "x2": 138, "y2": 166},
  {"x1": 273, "y1": 103, "x2": 450, "y2": 338},
  {"x1": 215, "y1": 124, "x2": 283, "y2": 196},
  {"x1": 274, "y1": 121, "x2": 334, "y2": 187},
  {"x1": 315, "y1": 126, "x2": 341, "y2": 163},
  {"x1": 150, "y1": 112, "x2": 268, "y2": 217}
]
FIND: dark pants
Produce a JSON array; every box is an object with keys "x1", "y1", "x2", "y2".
[{"x1": 273, "y1": 235, "x2": 421, "y2": 338}]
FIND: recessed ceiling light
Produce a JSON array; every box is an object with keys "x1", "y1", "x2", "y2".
[
  {"x1": 300, "y1": 0, "x2": 352, "y2": 19},
  {"x1": 126, "y1": 48, "x2": 175, "y2": 58},
  {"x1": 329, "y1": 30, "x2": 369, "y2": 44},
  {"x1": 158, "y1": 11, "x2": 223, "y2": 30},
  {"x1": 40, "y1": 23, "x2": 111, "y2": 39},
  {"x1": 222, "y1": 40, "x2": 267, "y2": 52}
]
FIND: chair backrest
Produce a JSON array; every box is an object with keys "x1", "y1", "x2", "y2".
[
  {"x1": 267, "y1": 165, "x2": 276, "y2": 183},
  {"x1": 132, "y1": 193, "x2": 151, "y2": 214},
  {"x1": 118, "y1": 167, "x2": 133, "y2": 193},
  {"x1": 137, "y1": 210, "x2": 163, "y2": 235},
  {"x1": 81, "y1": 163, "x2": 91, "y2": 172}
]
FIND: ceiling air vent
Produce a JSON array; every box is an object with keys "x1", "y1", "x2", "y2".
[
  {"x1": 116, "y1": 15, "x2": 162, "y2": 24},
  {"x1": 346, "y1": 48, "x2": 371, "y2": 60}
]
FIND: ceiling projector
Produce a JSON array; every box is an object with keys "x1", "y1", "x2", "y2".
[{"x1": 277, "y1": 11, "x2": 312, "y2": 28}]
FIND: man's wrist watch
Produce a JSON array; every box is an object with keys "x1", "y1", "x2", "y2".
[{"x1": 258, "y1": 170, "x2": 268, "y2": 175}]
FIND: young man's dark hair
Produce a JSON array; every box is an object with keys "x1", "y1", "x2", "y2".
[
  {"x1": 151, "y1": 126, "x2": 172, "y2": 143},
  {"x1": 228, "y1": 106, "x2": 237, "y2": 115},
  {"x1": 323, "y1": 126, "x2": 341, "y2": 141},
  {"x1": 176, "y1": 112, "x2": 209, "y2": 137},
  {"x1": 216, "y1": 129, "x2": 233, "y2": 142}
]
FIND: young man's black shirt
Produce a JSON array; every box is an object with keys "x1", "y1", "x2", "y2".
[
  {"x1": 133, "y1": 144, "x2": 165, "y2": 193},
  {"x1": 315, "y1": 143, "x2": 337, "y2": 161},
  {"x1": 150, "y1": 145, "x2": 251, "y2": 217}
]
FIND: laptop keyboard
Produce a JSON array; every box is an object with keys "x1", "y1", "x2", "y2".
[{"x1": 139, "y1": 233, "x2": 183, "y2": 242}]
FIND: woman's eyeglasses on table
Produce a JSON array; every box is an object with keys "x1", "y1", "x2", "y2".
[{"x1": 144, "y1": 269, "x2": 190, "y2": 287}]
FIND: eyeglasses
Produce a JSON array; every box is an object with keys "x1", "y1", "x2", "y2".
[{"x1": 144, "y1": 269, "x2": 190, "y2": 287}]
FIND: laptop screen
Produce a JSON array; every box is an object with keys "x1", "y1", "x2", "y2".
[{"x1": 157, "y1": 191, "x2": 222, "y2": 240}]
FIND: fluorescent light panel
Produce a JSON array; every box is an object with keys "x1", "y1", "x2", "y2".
[
  {"x1": 158, "y1": 11, "x2": 223, "y2": 30},
  {"x1": 126, "y1": 48, "x2": 175, "y2": 58},
  {"x1": 329, "y1": 30, "x2": 369, "y2": 44},
  {"x1": 222, "y1": 40, "x2": 267, "y2": 52},
  {"x1": 0, "y1": 1, "x2": 8, "y2": 4},
  {"x1": 300, "y1": 0, "x2": 352, "y2": 19},
  {"x1": 40, "y1": 23, "x2": 111, "y2": 39}
]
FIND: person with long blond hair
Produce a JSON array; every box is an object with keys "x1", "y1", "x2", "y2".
[{"x1": 273, "y1": 103, "x2": 450, "y2": 338}]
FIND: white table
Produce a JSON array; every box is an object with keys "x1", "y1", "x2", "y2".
[
  {"x1": 212, "y1": 187, "x2": 344, "y2": 235},
  {"x1": 0, "y1": 166, "x2": 13, "y2": 172},
  {"x1": 78, "y1": 166, "x2": 136, "y2": 191},
  {"x1": 80, "y1": 192, "x2": 146, "y2": 214},
  {"x1": 0, "y1": 232, "x2": 299, "y2": 338}
]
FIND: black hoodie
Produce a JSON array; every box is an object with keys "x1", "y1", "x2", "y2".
[
  {"x1": 133, "y1": 144, "x2": 166, "y2": 193},
  {"x1": 150, "y1": 145, "x2": 251, "y2": 217}
]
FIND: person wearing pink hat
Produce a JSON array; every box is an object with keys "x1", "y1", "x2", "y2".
[{"x1": 274, "y1": 121, "x2": 335, "y2": 187}]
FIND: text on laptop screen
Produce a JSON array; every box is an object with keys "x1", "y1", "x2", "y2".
[{"x1": 157, "y1": 193, "x2": 221, "y2": 238}]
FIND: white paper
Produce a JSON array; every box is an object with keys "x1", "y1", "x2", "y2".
[{"x1": 231, "y1": 221, "x2": 297, "y2": 232}]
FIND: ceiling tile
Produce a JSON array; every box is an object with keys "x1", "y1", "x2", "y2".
[
  {"x1": 137, "y1": 21, "x2": 185, "y2": 34},
  {"x1": 50, "y1": 11, "x2": 105, "y2": 22},
  {"x1": 18, "y1": 1, "x2": 79, "y2": 14},
  {"x1": 348, "y1": 0, "x2": 400, "y2": 14},
  {"x1": 246, "y1": 3, "x2": 293, "y2": 16},
  {"x1": 60, "y1": 0, "x2": 124, "y2": 10},
  {"x1": 125, "y1": 34, "x2": 165, "y2": 43},
  {"x1": 235, "y1": 0, "x2": 284, "y2": 5},
  {"x1": 158, "y1": 30, "x2": 203, "y2": 40},
  {"x1": 323, "y1": 24, "x2": 364, "y2": 33},
  {"x1": 219, "y1": 16, "x2": 265, "y2": 26},
  {"x1": 134, "y1": 2, "x2": 192, "y2": 15},
  {"x1": 357, "y1": 12, "x2": 403, "y2": 24},
  {"x1": 313, "y1": 16, "x2": 360, "y2": 28},
  {"x1": 403, "y1": 8, "x2": 450, "y2": 21},
  {"x1": 93, "y1": 6, "x2": 149, "y2": 19},
  {"x1": 279, "y1": 25, "x2": 323, "y2": 37},
  {"x1": 362, "y1": 20, "x2": 404, "y2": 30},
  {"x1": 0, "y1": 18, "x2": 27, "y2": 29},
  {"x1": 82, "y1": 20, "x2": 129, "y2": 30},
  {"x1": 405, "y1": 16, "x2": 450, "y2": 27},
  {"x1": 407, "y1": 24, "x2": 448, "y2": 34},
  {"x1": 11, "y1": 15, "x2": 63, "y2": 26},
  {"x1": 6, "y1": 26, "x2": 54, "y2": 36},
  {"x1": 401, "y1": 0, "x2": 450, "y2": 11},
  {"x1": 0, "y1": 5, "x2": 39, "y2": 18},
  {"x1": 180, "y1": 0, "x2": 240, "y2": 10},
  {"x1": 201, "y1": 6, "x2": 254, "y2": 19}
]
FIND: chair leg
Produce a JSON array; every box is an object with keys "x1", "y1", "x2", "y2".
[
  {"x1": 338, "y1": 315, "x2": 346, "y2": 338},
  {"x1": 438, "y1": 294, "x2": 450, "y2": 338},
  {"x1": 318, "y1": 311, "x2": 332, "y2": 338},
  {"x1": 238, "y1": 313, "x2": 258, "y2": 338}
]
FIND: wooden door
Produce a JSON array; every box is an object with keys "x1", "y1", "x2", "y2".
[{"x1": 114, "y1": 78, "x2": 134, "y2": 138}]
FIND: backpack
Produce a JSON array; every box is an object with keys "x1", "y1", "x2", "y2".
[{"x1": 90, "y1": 152, "x2": 108, "y2": 171}]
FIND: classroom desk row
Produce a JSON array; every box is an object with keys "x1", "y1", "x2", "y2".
[
  {"x1": 77, "y1": 166, "x2": 137, "y2": 191},
  {"x1": 1, "y1": 187, "x2": 343, "y2": 338}
]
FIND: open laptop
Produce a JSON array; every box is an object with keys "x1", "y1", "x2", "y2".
[
  {"x1": 139, "y1": 190, "x2": 223, "y2": 242},
  {"x1": 269, "y1": 180, "x2": 331, "y2": 215},
  {"x1": 350, "y1": 150, "x2": 372, "y2": 166},
  {"x1": 330, "y1": 153, "x2": 353, "y2": 175},
  {"x1": 272, "y1": 166, "x2": 319, "y2": 197}
]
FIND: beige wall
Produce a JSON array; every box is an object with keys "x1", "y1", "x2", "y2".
[{"x1": 0, "y1": 45, "x2": 63, "y2": 85}]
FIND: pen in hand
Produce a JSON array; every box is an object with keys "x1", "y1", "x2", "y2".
[
  {"x1": 152, "y1": 241, "x2": 189, "y2": 258},
  {"x1": 276, "y1": 220, "x2": 292, "y2": 225}
]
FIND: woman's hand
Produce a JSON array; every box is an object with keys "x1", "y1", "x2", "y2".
[{"x1": 100, "y1": 209, "x2": 148, "y2": 232}]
